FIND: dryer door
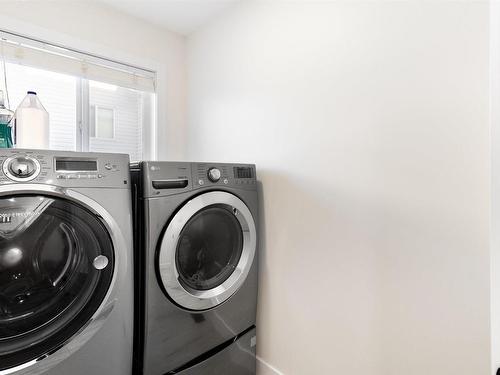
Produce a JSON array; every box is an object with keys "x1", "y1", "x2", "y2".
[
  {"x1": 0, "y1": 194, "x2": 115, "y2": 373},
  {"x1": 158, "y1": 191, "x2": 256, "y2": 310}
]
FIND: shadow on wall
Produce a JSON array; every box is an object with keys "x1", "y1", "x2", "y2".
[
  {"x1": 254, "y1": 169, "x2": 390, "y2": 375},
  {"x1": 254, "y1": 164, "x2": 490, "y2": 375},
  {"x1": 255, "y1": 170, "x2": 351, "y2": 375},
  {"x1": 255, "y1": 175, "x2": 282, "y2": 375}
]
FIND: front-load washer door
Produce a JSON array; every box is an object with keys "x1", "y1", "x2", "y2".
[
  {"x1": 157, "y1": 191, "x2": 256, "y2": 311},
  {"x1": 0, "y1": 194, "x2": 114, "y2": 372}
]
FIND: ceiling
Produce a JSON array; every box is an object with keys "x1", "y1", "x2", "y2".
[{"x1": 98, "y1": 0, "x2": 243, "y2": 35}]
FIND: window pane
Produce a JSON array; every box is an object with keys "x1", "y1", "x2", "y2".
[
  {"x1": 88, "y1": 81, "x2": 145, "y2": 161},
  {"x1": 5, "y1": 63, "x2": 77, "y2": 151},
  {"x1": 95, "y1": 107, "x2": 114, "y2": 139}
]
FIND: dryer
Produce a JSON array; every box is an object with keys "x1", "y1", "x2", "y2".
[
  {"x1": 131, "y1": 162, "x2": 258, "y2": 375},
  {"x1": 0, "y1": 149, "x2": 133, "y2": 375}
]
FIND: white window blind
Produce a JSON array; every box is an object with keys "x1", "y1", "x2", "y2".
[{"x1": 0, "y1": 30, "x2": 156, "y2": 93}]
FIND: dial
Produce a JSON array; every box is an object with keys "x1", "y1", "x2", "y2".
[
  {"x1": 207, "y1": 167, "x2": 221, "y2": 182},
  {"x1": 3, "y1": 156, "x2": 41, "y2": 181},
  {"x1": 10, "y1": 157, "x2": 36, "y2": 177}
]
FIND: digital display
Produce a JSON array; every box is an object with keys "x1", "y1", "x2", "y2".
[
  {"x1": 234, "y1": 167, "x2": 253, "y2": 179},
  {"x1": 56, "y1": 159, "x2": 98, "y2": 172}
]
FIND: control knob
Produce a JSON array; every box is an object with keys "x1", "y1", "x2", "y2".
[
  {"x1": 9, "y1": 157, "x2": 36, "y2": 178},
  {"x1": 207, "y1": 167, "x2": 221, "y2": 182},
  {"x1": 3, "y1": 155, "x2": 41, "y2": 181}
]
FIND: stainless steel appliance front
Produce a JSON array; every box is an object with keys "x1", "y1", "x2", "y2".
[
  {"x1": 131, "y1": 161, "x2": 258, "y2": 375},
  {"x1": 0, "y1": 150, "x2": 133, "y2": 375}
]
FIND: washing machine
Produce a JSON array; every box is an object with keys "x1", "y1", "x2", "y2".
[
  {"x1": 0, "y1": 149, "x2": 133, "y2": 375},
  {"x1": 130, "y1": 162, "x2": 258, "y2": 375}
]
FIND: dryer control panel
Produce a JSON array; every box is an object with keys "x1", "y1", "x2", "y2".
[
  {"x1": 133, "y1": 161, "x2": 257, "y2": 198},
  {"x1": 193, "y1": 163, "x2": 256, "y2": 189},
  {"x1": 0, "y1": 149, "x2": 129, "y2": 188}
]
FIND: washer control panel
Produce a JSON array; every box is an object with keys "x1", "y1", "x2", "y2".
[{"x1": 0, "y1": 149, "x2": 129, "y2": 187}]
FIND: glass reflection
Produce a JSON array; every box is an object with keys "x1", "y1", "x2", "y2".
[{"x1": 176, "y1": 205, "x2": 243, "y2": 291}]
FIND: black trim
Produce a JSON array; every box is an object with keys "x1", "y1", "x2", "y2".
[
  {"x1": 131, "y1": 167, "x2": 146, "y2": 375},
  {"x1": 164, "y1": 325, "x2": 256, "y2": 375}
]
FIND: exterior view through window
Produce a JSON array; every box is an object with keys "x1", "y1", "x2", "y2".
[{"x1": 4, "y1": 63, "x2": 153, "y2": 161}]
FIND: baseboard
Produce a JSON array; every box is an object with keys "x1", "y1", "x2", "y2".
[{"x1": 256, "y1": 356, "x2": 284, "y2": 375}]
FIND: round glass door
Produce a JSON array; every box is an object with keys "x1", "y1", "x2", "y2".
[
  {"x1": 0, "y1": 195, "x2": 114, "y2": 371},
  {"x1": 176, "y1": 206, "x2": 244, "y2": 291},
  {"x1": 158, "y1": 191, "x2": 256, "y2": 311}
]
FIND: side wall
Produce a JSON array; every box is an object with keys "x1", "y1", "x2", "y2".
[
  {"x1": 187, "y1": 2, "x2": 491, "y2": 374},
  {"x1": 491, "y1": 2, "x2": 500, "y2": 373}
]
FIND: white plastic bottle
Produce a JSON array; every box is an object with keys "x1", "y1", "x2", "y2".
[{"x1": 15, "y1": 91, "x2": 49, "y2": 149}]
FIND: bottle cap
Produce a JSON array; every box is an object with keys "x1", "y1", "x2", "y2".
[{"x1": 27, "y1": 91, "x2": 37, "y2": 95}]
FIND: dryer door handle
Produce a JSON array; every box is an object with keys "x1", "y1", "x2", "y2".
[{"x1": 152, "y1": 179, "x2": 188, "y2": 190}]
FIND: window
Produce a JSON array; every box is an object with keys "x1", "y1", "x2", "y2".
[{"x1": 0, "y1": 31, "x2": 156, "y2": 161}]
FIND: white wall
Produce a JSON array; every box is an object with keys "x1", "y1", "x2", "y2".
[
  {"x1": 0, "y1": 0, "x2": 186, "y2": 160},
  {"x1": 187, "y1": 2, "x2": 491, "y2": 374},
  {"x1": 490, "y1": 2, "x2": 500, "y2": 373}
]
